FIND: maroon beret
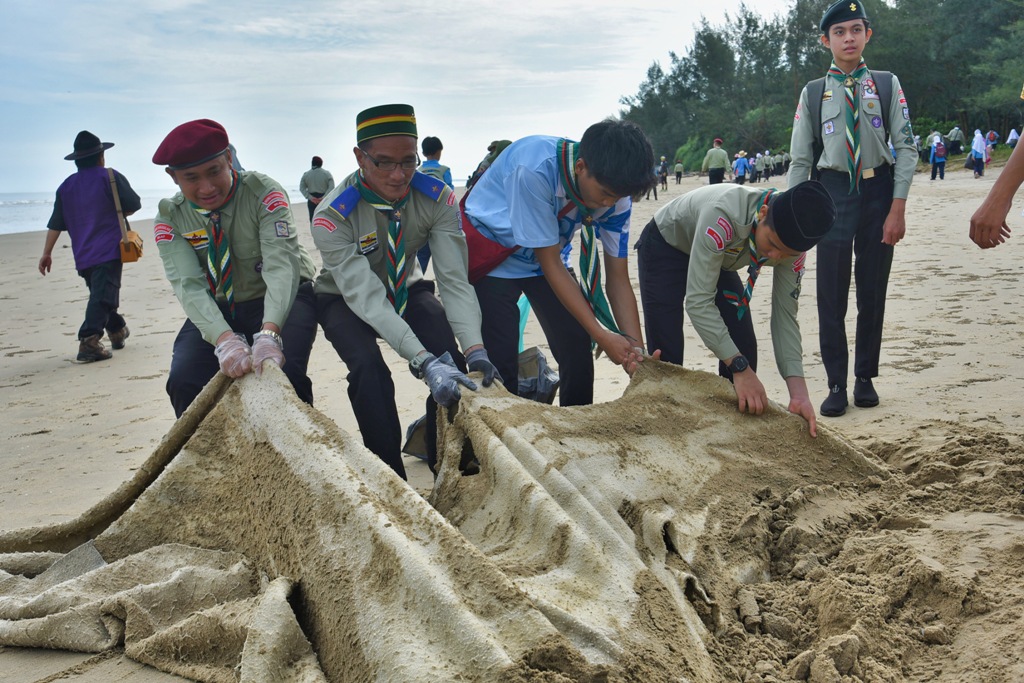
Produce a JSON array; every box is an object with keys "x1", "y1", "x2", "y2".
[{"x1": 153, "y1": 119, "x2": 230, "y2": 170}]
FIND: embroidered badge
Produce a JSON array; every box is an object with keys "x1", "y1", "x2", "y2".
[
  {"x1": 182, "y1": 229, "x2": 209, "y2": 250},
  {"x1": 446, "y1": 191, "x2": 456, "y2": 207},
  {"x1": 717, "y1": 216, "x2": 734, "y2": 240},
  {"x1": 897, "y1": 89, "x2": 906, "y2": 105},
  {"x1": 793, "y1": 252, "x2": 806, "y2": 274},
  {"x1": 312, "y1": 217, "x2": 336, "y2": 233},
  {"x1": 903, "y1": 107, "x2": 910, "y2": 120},
  {"x1": 358, "y1": 232, "x2": 379, "y2": 255},
  {"x1": 262, "y1": 190, "x2": 288, "y2": 213},
  {"x1": 863, "y1": 79, "x2": 877, "y2": 96},
  {"x1": 705, "y1": 226, "x2": 725, "y2": 252},
  {"x1": 275, "y1": 221, "x2": 290, "y2": 238},
  {"x1": 871, "y1": 116, "x2": 883, "y2": 129},
  {"x1": 822, "y1": 90, "x2": 833, "y2": 102},
  {"x1": 824, "y1": 121, "x2": 835, "y2": 136},
  {"x1": 154, "y1": 223, "x2": 174, "y2": 244}
]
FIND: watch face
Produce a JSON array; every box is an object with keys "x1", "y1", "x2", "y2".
[{"x1": 730, "y1": 356, "x2": 749, "y2": 373}]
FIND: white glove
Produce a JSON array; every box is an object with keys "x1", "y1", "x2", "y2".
[
  {"x1": 214, "y1": 333, "x2": 252, "y2": 378},
  {"x1": 251, "y1": 331, "x2": 285, "y2": 377}
]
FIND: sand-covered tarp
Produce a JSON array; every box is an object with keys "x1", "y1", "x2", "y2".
[{"x1": 1, "y1": 363, "x2": 1022, "y2": 682}]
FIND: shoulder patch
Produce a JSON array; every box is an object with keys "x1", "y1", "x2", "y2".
[
  {"x1": 154, "y1": 222, "x2": 174, "y2": 244},
  {"x1": 411, "y1": 171, "x2": 450, "y2": 203},
  {"x1": 262, "y1": 190, "x2": 288, "y2": 213},
  {"x1": 705, "y1": 226, "x2": 725, "y2": 252},
  {"x1": 716, "y1": 217, "x2": 734, "y2": 240},
  {"x1": 793, "y1": 252, "x2": 806, "y2": 274},
  {"x1": 312, "y1": 216, "x2": 337, "y2": 233},
  {"x1": 327, "y1": 185, "x2": 361, "y2": 219}
]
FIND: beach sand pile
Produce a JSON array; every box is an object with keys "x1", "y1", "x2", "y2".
[{"x1": 1, "y1": 165, "x2": 1023, "y2": 681}]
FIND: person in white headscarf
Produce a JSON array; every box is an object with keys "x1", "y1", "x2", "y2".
[
  {"x1": 971, "y1": 129, "x2": 987, "y2": 178},
  {"x1": 1007, "y1": 128, "x2": 1019, "y2": 149}
]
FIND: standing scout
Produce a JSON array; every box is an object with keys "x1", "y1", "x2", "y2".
[
  {"x1": 39, "y1": 131, "x2": 141, "y2": 362},
  {"x1": 461, "y1": 119, "x2": 656, "y2": 405},
  {"x1": 299, "y1": 156, "x2": 335, "y2": 222},
  {"x1": 636, "y1": 181, "x2": 836, "y2": 436},
  {"x1": 311, "y1": 104, "x2": 498, "y2": 478},
  {"x1": 787, "y1": 0, "x2": 915, "y2": 417},
  {"x1": 153, "y1": 119, "x2": 318, "y2": 417},
  {"x1": 700, "y1": 138, "x2": 730, "y2": 184}
]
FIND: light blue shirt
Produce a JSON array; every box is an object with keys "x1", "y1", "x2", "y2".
[{"x1": 463, "y1": 135, "x2": 631, "y2": 279}]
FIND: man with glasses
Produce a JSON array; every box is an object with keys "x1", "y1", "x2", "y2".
[{"x1": 311, "y1": 104, "x2": 498, "y2": 478}]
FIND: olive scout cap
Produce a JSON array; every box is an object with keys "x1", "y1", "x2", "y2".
[
  {"x1": 771, "y1": 180, "x2": 837, "y2": 253},
  {"x1": 820, "y1": 0, "x2": 868, "y2": 33},
  {"x1": 356, "y1": 104, "x2": 417, "y2": 144},
  {"x1": 153, "y1": 119, "x2": 230, "y2": 170},
  {"x1": 65, "y1": 131, "x2": 114, "y2": 161}
]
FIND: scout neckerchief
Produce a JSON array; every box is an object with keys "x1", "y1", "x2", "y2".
[
  {"x1": 355, "y1": 172, "x2": 411, "y2": 316},
  {"x1": 828, "y1": 58, "x2": 870, "y2": 194},
  {"x1": 556, "y1": 139, "x2": 620, "y2": 335},
  {"x1": 723, "y1": 189, "x2": 774, "y2": 321},
  {"x1": 191, "y1": 170, "x2": 240, "y2": 317}
]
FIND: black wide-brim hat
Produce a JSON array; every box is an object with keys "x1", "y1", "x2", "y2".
[{"x1": 64, "y1": 130, "x2": 114, "y2": 161}]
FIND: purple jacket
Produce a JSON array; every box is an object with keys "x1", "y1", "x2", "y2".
[{"x1": 48, "y1": 166, "x2": 140, "y2": 271}]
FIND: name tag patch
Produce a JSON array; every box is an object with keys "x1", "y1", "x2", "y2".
[
  {"x1": 262, "y1": 190, "x2": 288, "y2": 213},
  {"x1": 705, "y1": 226, "x2": 725, "y2": 252},
  {"x1": 312, "y1": 217, "x2": 336, "y2": 233}
]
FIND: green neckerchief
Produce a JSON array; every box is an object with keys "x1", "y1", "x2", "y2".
[
  {"x1": 190, "y1": 170, "x2": 239, "y2": 316},
  {"x1": 722, "y1": 189, "x2": 774, "y2": 320},
  {"x1": 556, "y1": 139, "x2": 620, "y2": 337},
  {"x1": 356, "y1": 172, "x2": 411, "y2": 316},
  {"x1": 828, "y1": 58, "x2": 870, "y2": 193}
]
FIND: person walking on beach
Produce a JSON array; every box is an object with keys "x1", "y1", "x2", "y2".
[
  {"x1": 153, "y1": 119, "x2": 319, "y2": 417},
  {"x1": 311, "y1": 104, "x2": 498, "y2": 478},
  {"x1": 971, "y1": 129, "x2": 988, "y2": 178},
  {"x1": 461, "y1": 119, "x2": 657, "y2": 407},
  {"x1": 674, "y1": 160, "x2": 683, "y2": 184},
  {"x1": 700, "y1": 138, "x2": 730, "y2": 184},
  {"x1": 635, "y1": 181, "x2": 836, "y2": 436},
  {"x1": 732, "y1": 151, "x2": 750, "y2": 185},
  {"x1": 929, "y1": 134, "x2": 947, "y2": 180},
  {"x1": 947, "y1": 125, "x2": 965, "y2": 155},
  {"x1": 299, "y1": 156, "x2": 335, "y2": 222},
  {"x1": 39, "y1": 131, "x2": 140, "y2": 362},
  {"x1": 787, "y1": 0, "x2": 916, "y2": 418}
]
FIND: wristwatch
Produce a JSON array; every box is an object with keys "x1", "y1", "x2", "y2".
[
  {"x1": 409, "y1": 352, "x2": 433, "y2": 379},
  {"x1": 254, "y1": 329, "x2": 283, "y2": 349},
  {"x1": 727, "y1": 355, "x2": 750, "y2": 374}
]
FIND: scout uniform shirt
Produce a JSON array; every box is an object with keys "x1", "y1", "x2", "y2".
[
  {"x1": 311, "y1": 171, "x2": 483, "y2": 361},
  {"x1": 462, "y1": 135, "x2": 632, "y2": 280},
  {"x1": 155, "y1": 171, "x2": 317, "y2": 345},
  {"x1": 299, "y1": 166, "x2": 335, "y2": 200},
  {"x1": 652, "y1": 184, "x2": 808, "y2": 378},
  {"x1": 701, "y1": 146, "x2": 730, "y2": 172},
  {"x1": 787, "y1": 71, "x2": 916, "y2": 200}
]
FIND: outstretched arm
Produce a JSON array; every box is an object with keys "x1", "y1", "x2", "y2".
[{"x1": 970, "y1": 141, "x2": 1024, "y2": 248}]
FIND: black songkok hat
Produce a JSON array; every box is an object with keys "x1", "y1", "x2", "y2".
[
  {"x1": 770, "y1": 180, "x2": 837, "y2": 253},
  {"x1": 820, "y1": 0, "x2": 868, "y2": 33}
]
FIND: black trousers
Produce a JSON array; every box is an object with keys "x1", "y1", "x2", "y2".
[
  {"x1": 708, "y1": 168, "x2": 726, "y2": 185},
  {"x1": 816, "y1": 168, "x2": 895, "y2": 387},
  {"x1": 78, "y1": 259, "x2": 126, "y2": 340},
  {"x1": 306, "y1": 192, "x2": 324, "y2": 221},
  {"x1": 167, "y1": 281, "x2": 317, "y2": 418},
  {"x1": 635, "y1": 220, "x2": 757, "y2": 379},
  {"x1": 474, "y1": 273, "x2": 594, "y2": 406},
  {"x1": 316, "y1": 280, "x2": 464, "y2": 478}
]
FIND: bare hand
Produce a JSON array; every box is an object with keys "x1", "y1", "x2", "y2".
[
  {"x1": 881, "y1": 211, "x2": 906, "y2": 246},
  {"x1": 38, "y1": 255, "x2": 52, "y2": 276},
  {"x1": 733, "y1": 370, "x2": 768, "y2": 415},
  {"x1": 622, "y1": 347, "x2": 661, "y2": 376},
  {"x1": 969, "y1": 200, "x2": 1013, "y2": 249},
  {"x1": 787, "y1": 396, "x2": 818, "y2": 437}
]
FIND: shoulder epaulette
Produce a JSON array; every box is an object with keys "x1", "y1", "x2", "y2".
[
  {"x1": 411, "y1": 171, "x2": 450, "y2": 203},
  {"x1": 327, "y1": 185, "x2": 362, "y2": 219}
]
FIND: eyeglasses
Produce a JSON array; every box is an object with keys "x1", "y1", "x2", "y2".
[{"x1": 362, "y1": 150, "x2": 420, "y2": 172}]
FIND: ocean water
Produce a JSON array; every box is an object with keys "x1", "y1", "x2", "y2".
[{"x1": 0, "y1": 186, "x2": 305, "y2": 236}]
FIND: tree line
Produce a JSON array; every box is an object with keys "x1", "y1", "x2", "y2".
[{"x1": 620, "y1": 0, "x2": 1024, "y2": 170}]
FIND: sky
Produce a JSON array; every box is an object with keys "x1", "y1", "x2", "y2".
[{"x1": 1, "y1": 0, "x2": 793, "y2": 194}]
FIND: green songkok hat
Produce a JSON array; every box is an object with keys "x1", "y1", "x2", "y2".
[{"x1": 356, "y1": 104, "x2": 417, "y2": 144}]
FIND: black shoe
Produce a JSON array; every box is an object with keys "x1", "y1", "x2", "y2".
[
  {"x1": 820, "y1": 384, "x2": 848, "y2": 417},
  {"x1": 853, "y1": 377, "x2": 879, "y2": 408}
]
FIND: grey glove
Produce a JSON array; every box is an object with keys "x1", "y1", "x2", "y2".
[
  {"x1": 251, "y1": 331, "x2": 285, "y2": 377},
  {"x1": 214, "y1": 333, "x2": 252, "y2": 378},
  {"x1": 422, "y1": 352, "x2": 478, "y2": 407},
  {"x1": 465, "y1": 347, "x2": 502, "y2": 387}
]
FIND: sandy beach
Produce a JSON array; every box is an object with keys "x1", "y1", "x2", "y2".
[{"x1": 2, "y1": 162, "x2": 1022, "y2": 680}]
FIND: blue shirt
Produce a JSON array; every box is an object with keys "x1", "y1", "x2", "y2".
[
  {"x1": 463, "y1": 135, "x2": 632, "y2": 279},
  {"x1": 418, "y1": 159, "x2": 453, "y2": 189}
]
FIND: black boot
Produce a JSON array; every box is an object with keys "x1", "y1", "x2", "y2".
[
  {"x1": 853, "y1": 377, "x2": 879, "y2": 408},
  {"x1": 820, "y1": 384, "x2": 848, "y2": 417}
]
